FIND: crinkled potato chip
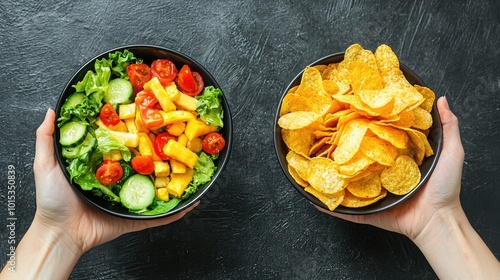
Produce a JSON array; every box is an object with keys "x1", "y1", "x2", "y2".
[
  {"x1": 305, "y1": 187, "x2": 345, "y2": 211},
  {"x1": 359, "y1": 135, "x2": 398, "y2": 166},
  {"x1": 286, "y1": 150, "x2": 310, "y2": 181},
  {"x1": 288, "y1": 165, "x2": 309, "y2": 188},
  {"x1": 306, "y1": 157, "x2": 348, "y2": 194},
  {"x1": 278, "y1": 111, "x2": 320, "y2": 130},
  {"x1": 334, "y1": 118, "x2": 370, "y2": 164},
  {"x1": 414, "y1": 85, "x2": 436, "y2": 113},
  {"x1": 347, "y1": 171, "x2": 381, "y2": 198},
  {"x1": 278, "y1": 43, "x2": 437, "y2": 211},
  {"x1": 341, "y1": 188, "x2": 387, "y2": 208},
  {"x1": 280, "y1": 93, "x2": 315, "y2": 116},
  {"x1": 380, "y1": 155, "x2": 421, "y2": 195}
]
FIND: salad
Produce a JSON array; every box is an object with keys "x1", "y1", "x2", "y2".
[{"x1": 57, "y1": 50, "x2": 226, "y2": 215}]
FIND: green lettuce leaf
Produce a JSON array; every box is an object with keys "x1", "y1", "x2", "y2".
[
  {"x1": 195, "y1": 86, "x2": 224, "y2": 127},
  {"x1": 191, "y1": 152, "x2": 217, "y2": 188},
  {"x1": 135, "y1": 198, "x2": 182, "y2": 215},
  {"x1": 94, "y1": 128, "x2": 131, "y2": 161},
  {"x1": 108, "y1": 49, "x2": 141, "y2": 78}
]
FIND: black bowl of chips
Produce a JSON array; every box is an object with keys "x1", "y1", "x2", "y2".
[{"x1": 274, "y1": 44, "x2": 442, "y2": 215}]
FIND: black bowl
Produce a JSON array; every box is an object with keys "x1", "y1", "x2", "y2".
[
  {"x1": 54, "y1": 45, "x2": 232, "y2": 219},
  {"x1": 274, "y1": 53, "x2": 442, "y2": 215}
]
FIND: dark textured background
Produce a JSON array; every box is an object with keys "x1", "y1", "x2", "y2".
[{"x1": 1, "y1": 1, "x2": 499, "y2": 279}]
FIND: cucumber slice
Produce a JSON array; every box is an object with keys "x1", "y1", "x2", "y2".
[
  {"x1": 119, "y1": 174, "x2": 155, "y2": 211},
  {"x1": 61, "y1": 133, "x2": 95, "y2": 159},
  {"x1": 59, "y1": 121, "x2": 87, "y2": 146},
  {"x1": 105, "y1": 78, "x2": 133, "y2": 104},
  {"x1": 62, "y1": 92, "x2": 86, "y2": 110}
]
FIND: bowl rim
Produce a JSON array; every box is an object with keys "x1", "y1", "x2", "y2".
[
  {"x1": 273, "y1": 52, "x2": 443, "y2": 215},
  {"x1": 54, "y1": 44, "x2": 233, "y2": 219}
]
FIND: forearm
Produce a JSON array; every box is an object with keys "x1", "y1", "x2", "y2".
[
  {"x1": 0, "y1": 217, "x2": 82, "y2": 280},
  {"x1": 414, "y1": 209, "x2": 500, "y2": 279}
]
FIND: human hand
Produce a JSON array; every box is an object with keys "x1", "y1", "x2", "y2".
[
  {"x1": 33, "y1": 109, "x2": 199, "y2": 256},
  {"x1": 315, "y1": 96, "x2": 465, "y2": 241}
]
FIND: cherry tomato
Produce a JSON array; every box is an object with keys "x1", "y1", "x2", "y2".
[
  {"x1": 151, "y1": 59, "x2": 178, "y2": 86},
  {"x1": 96, "y1": 160, "x2": 123, "y2": 185},
  {"x1": 140, "y1": 108, "x2": 164, "y2": 130},
  {"x1": 202, "y1": 132, "x2": 226, "y2": 155},
  {"x1": 99, "y1": 103, "x2": 121, "y2": 126},
  {"x1": 154, "y1": 132, "x2": 177, "y2": 160},
  {"x1": 131, "y1": 156, "x2": 155, "y2": 175},
  {"x1": 135, "y1": 90, "x2": 158, "y2": 110},
  {"x1": 176, "y1": 64, "x2": 204, "y2": 96},
  {"x1": 127, "y1": 63, "x2": 152, "y2": 93}
]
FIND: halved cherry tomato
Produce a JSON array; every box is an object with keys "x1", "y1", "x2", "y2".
[
  {"x1": 99, "y1": 103, "x2": 121, "y2": 126},
  {"x1": 131, "y1": 156, "x2": 155, "y2": 175},
  {"x1": 151, "y1": 59, "x2": 178, "y2": 86},
  {"x1": 176, "y1": 64, "x2": 204, "y2": 96},
  {"x1": 96, "y1": 160, "x2": 123, "y2": 185},
  {"x1": 127, "y1": 63, "x2": 152, "y2": 93},
  {"x1": 140, "y1": 108, "x2": 164, "y2": 130},
  {"x1": 135, "y1": 90, "x2": 158, "y2": 110},
  {"x1": 154, "y1": 132, "x2": 177, "y2": 160},
  {"x1": 202, "y1": 132, "x2": 225, "y2": 155}
]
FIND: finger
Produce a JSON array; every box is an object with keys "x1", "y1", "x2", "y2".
[
  {"x1": 35, "y1": 109, "x2": 57, "y2": 169},
  {"x1": 313, "y1": 204, "x2": 367, "y2": 224},
  {"x1": 437, "y1": 97, "x2": 464, "y2": 161}
]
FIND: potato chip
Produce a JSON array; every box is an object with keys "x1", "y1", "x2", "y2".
[
  {"x1": 281, "y1": 122, "x2": 320, "y2": 157},
  {"x1": 411, "y1": 106, "x2": 433, "y2": 130},
  {"x1": 305, "y1": 187, "x2": 345, "y2": 211},
  {"x1": 279, "y1": 93, "x2": 315, "y2": 116},
  {"x1": 337, "y1": 152, "x2": 375, "y2": 177},
  {"x1": 368, "y1": 123, "x2": 409, "y2": 149},
  {"x1": 348, "y1": 60, "x2": 384, "y2": 93},
  {"x1": 322, "y1": 79, "x2": 340, "y2": 95},
  {"x1": 340, "y1": 188, "x2": 387, "y2": 208},
  {"x1": 380, "y1": 155, "x2": 421, "y2": 195},
  {"x1": 278, "y1": 111, "x2": 321, "y2": 130},
  {"x1": 404, "y1": 129, "x2": 426, "y2": 165},
  {"x1": 414, "y1": 85, "x2": 436, "y2": 112},
  {"x1": 286, "y1": 150, "x2": 310, "y2": 181},
  {"x1": 390, "y1": 109, "x2": 415, "y2": 127},
  {"x1": 334, "y1": 118, "x2": 370, "y2": 164},
  {"x1": 359, "y1": 135, "x2": 398, "y2": 166},
  {"x1": 374, "y1": 44, "x2": 400, "y2": 76},
  {"x1": 295, "y1": 66, "x2": 332, "y2": 115},
  {"x1": 357, "y1": 88, "x2": 394, "y2": 109},
  {"x1": 306, "y1": 157, "x2": 348, "y2": 194},
  {"x1": 347, "y1": 171, "x2": 381, "y2": 198},
  {"x1": 321, "y1": 63, "x2": 338, "y2": 80},
  {"x1": 309, "y1": 137, "x2": 329, "y2": 156},
  {"x1": 288, "y1": 165, "x2": 309, "y2": 188}
]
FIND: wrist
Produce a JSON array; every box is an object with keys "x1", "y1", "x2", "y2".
[{"x1": 1, "y1": 214, "x2": 83, "y2": 279}]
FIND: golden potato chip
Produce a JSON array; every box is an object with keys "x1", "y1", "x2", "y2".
[
  {"x1": 279, "y1": 93, "x2": 315, "y2": 116},
  {"x1": 305, "y1": 187, "x2": 345, "y2": 211},
  {"x1": 321, "y1": 63, "x2": 338, "y2": 80},
  {"x1": 288, "y1": 165, "x2": 309, "y2": 188},
  {"x1": 347, "y1": 171, "x2": 381, "y2": 198},
  {"x1": 295, "y1": 66, "x2": 332, "y2": 115},
  {"x1": 322, "y1": 79, "x2": 340, "y2": 95},
  {"x1": 348, "y1": 60, "x2": 384, "y2": 93},
  {"x1": 278, "y1": 111, "x2": 321, "y2": 130},
  {"x1": 313, "y1": 64, "x2": 327, "y2": 73},
  {"x1": 359, "y1": 135, "x2": 398, "y2": 166},
  {"x1": 404, "y1": 129, "x2": 426, "y2": 165},
  {"x1": 368, "y1": 123, "x2": 409, "y2": 149},
  {"x1": 357, "y1": 88, "x2": 394, "y2": 109},
  {"x1": 334, "y1": 118, "x2": 370, "y2": 164},
  {"x1": 337, "y1": 152, "x2": 375, "y2": 177},
  {"x1": 380, "y1": 155, "x2": 421, "y2": 195},
  {"x1": 406, "y1": 128, "x2": 434, "y2": 157},
  {"x1": 309, "y1": 137, "x2": 329, "y2": 156},
  {"x1": 390, "y1": 109, "x2": 415, "y2": 127},
  {"x1": 411, "y1": 106, "x2": 433, "y2": 130},
  {"x1": 306, "y1": 157, "x2": 348, "y2": 194},
  {"x1": 341, "y1": 188, "x2": 387, "y2": 208},
  {"x1": 414, "y1": 85, "x2": 435, "y2": 112},
  {"x1": 281, "y1": 122, "x2": 320, "y2": 157},
  {"x1": 286, "y1": 150, "x2": 310, "y2": 181},
  {"x1": 374, "y1": 44, "x2": 400, "y2": 76}
]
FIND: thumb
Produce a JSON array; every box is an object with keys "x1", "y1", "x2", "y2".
[
  {"x1": 34, "y1": 109, "x2": 57, "y2": 174},
  {"x1": 437, "y1": 97, "x2": 464, "y2": 164}
]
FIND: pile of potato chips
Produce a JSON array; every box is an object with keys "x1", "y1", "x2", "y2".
[{"x1": 278, "y1": 43, "x2": 436, "y2": 211}]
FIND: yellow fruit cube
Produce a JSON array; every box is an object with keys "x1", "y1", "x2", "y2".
[
  {"x1": 119, "y1": 103, "x2": 136, "y2": 119},
  {"x1": 144, "y1": 77, "x2": 176, "y2": 112},
  {"x1": 108, "y1": 131, "x2": 139, "y2": 147},
  {"x1": 167, "y1": 168, "x2": 194, "y2": 197},
  {"x1": 154, "y1": 161, "x2": 171, "y2": 177},
  {"x1": 163, "y1": 140, "x2": 198, "y2": 168},
  {"x1": 167, "y1": 122, "x2": 186, "y2": 136},
  {"x1": 170, "y1": 159, "x2": 187, "y2": 174},
  {"x1": 185, "y1": 118, "x2": 218, "y2": 140},
  {"x1": 187, "y1": 137, "x2": 202, "y2": 153},
  {"x1": 156, "y1": 187, "x2": 170, "y2": 201},
  {"x1": 174, "y1": 92, "x2": 198, "y2": 111}
]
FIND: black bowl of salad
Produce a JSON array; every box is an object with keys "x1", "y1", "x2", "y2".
[{"x1": 54, "y1": 45, "x2": 232, "y2": 219}]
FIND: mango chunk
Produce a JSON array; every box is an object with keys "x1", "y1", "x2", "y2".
[
  {"x1": 185, "y1": 118, "x2": 218, "y2": 140},
  {"x1": 163, "y1": 140, "x2": 198, "y2": 169},
  {"x1": 167, "y1": 168, "x2": 194, "y2": 197},
  {"x1": 144, "y1": 77, "x2": 176, "y2": 112}
]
